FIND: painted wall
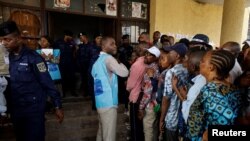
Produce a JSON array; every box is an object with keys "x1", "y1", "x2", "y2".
[
  {"x1": 243, "y1": 7, "x2": 250, "y2": 41},
  {"x1": 150, "y1": 0, "x2": 223, "y2": 46},
  {"x1": 220, "y1": 0, "x2": 246, "y2": 45}
]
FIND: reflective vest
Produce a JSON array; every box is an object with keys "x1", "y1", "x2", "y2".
[{"x1": 91, "y1": 53, "x2": 118, "y2": 109}]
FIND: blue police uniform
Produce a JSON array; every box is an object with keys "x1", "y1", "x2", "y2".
[
  {"x1": 9, "y1": 46, "x2": 62, "y2": 141},
  {"x1": 76, "y1": 42, "x2": 93, "y2": 96},
  {"x1": 54, "y1": 39, "x2": 77, "y2": 96}
]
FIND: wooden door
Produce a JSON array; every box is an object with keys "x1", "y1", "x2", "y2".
[{"x1": 9, "y1": 10, "x2": 41, "y2": 49}]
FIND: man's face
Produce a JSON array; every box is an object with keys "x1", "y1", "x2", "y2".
[
  {"x1": 153, "y1": 32, "x2": 160, "y2": 41},
  {"x1": 122, "y1": 38, "x2": 130, "y2": 46},
  {"x1": 39, "y1": 37, "x2": 49, "y2": 48},
  {"x1": 0, "y1": 33, "x2": 20, "y2": 53},
  {"x1": 104, "y1": 38, "x2": 117, "y2": 55},
  {"x1": 199, "y1": 51, "x2": 212, "y2": 79},
  {"x1": 80, "y1": 35, "x2": 88, "y2": 43},
  {"x1": 144, "y1": 51, "x2": 157, "y2": 64},
  {"x1": 159, "y1": 53, "x2": 171, "y2": 69},
  {"x1": 95, "y1": 36, "x2": 102, "y2": 46},
  {"x1": 139, "y1": 34, "x2": 148, "y2": 42},
  {"x1": 64, "y1": 35, "x2": 73, "y2": 42},
  {"x1": 168, "y1": 50, "x2": 178, "y2": 63}
]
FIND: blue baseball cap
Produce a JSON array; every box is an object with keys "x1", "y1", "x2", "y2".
[{"x1": 164, "y1": 43, "x2": 188, "y2": 57}]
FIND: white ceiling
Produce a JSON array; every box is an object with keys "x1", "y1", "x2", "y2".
[{"x1": 194, "y1": 0, "x2": 250, "y2": 7}]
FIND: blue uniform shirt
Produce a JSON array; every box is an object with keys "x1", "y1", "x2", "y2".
[
  {"x1": 9, "y1": 46, "x2": 62, "y2": 116},
  {"x1": 54, "y1": 39, "x2": 76, "y2": 72}
]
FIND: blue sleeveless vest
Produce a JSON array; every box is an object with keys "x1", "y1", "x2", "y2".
[
  {"x1": 91, "y1": 53, "x2": 118, "y2": 109},
  {"x1": 36, "y1": 49, "x2": 61, "y2": 80}
]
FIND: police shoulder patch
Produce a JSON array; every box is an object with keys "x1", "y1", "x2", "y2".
[{"x1": 36, "y1": 62, "x2": 47, "y2": 72}]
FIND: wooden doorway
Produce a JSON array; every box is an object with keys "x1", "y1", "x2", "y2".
[{"x1": 9, "y1": 10, "x2": 41, "y2": 49}]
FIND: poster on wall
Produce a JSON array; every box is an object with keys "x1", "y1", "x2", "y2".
[
  {"x1": 141, "y1": 4, "x2": 147, "y2": 19},
  {"x1": 54, "y1": 0, "x2": 70, "y2": 9},
  {"x1": 131, "y1": 25, "x2": 139, "y2": 43},
  {"x1": 122, "y1": 26, "x2": 131, "y2": 36},
  {"x1": 106, "y1": 0, "x2": 117, "y2": 16},
  {"x1": 140, "y1": 28, "x2": 146, "y2": 35},
  {"x1": 132, "y1": 2, "x2": 141, "y2": 18}
]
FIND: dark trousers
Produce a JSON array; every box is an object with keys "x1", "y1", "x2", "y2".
[
  {"x1": 88, "y1": 74, "x2": 96, "y2": 110},
  {"x1": 130, "y1": 102, "x2": 144, "y2": 141},
  {"x1": 80, "y1": 68, "x2": 89, "y2": 97},
  {"x1": 164, "y1": 129, "x2": 178, "y2": 141},
  {"x1": 118, "y1": 77, "x2": 129, "y2": 110},
  {"x1": 61, "y1": 70, "x2": 76, "y2": 96},
  {"x1": 12, "y1": 113, "x2": 45, "y2": 141}
]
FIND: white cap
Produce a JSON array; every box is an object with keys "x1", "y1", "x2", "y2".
[{"x1": 147, "y1": 46, "x2": 161, "y2": 58}]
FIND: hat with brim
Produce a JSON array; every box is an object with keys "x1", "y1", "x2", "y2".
[
  {"x1": 190, "y1": 34, "x2": 212, "y2": 49},
  {"x1": 78, "y1": 32, "x2": 87, "y2": 38},
  {"x1": 243, "y1": 39, "x2": 250, "y2": 46}
]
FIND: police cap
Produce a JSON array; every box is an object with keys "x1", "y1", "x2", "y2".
[
  {"x1": 78, "y1": 32, "x2": 87, "y2": 38},
  {"x1": 63, "y1": 30, "x2": 73, "y2": 37},
  {"x1": 0, "y1": 20, "x2": 20, "y2": 36},
  {"x1": 93, "y1": 33, "x2": 102, "y2": 39}
]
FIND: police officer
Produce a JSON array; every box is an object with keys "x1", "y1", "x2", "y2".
[
  {"x1": 54, "y1": 30, "x2": 77, "y2": 97},
  {"x1": 0, "y1": 21, "x2": 64, "y2": 141},
  {"x1": 76, "y1": 32, "x2": 93, "y2": 97},
  {"x1": 88, "y1": 33, "x2": 102, "y2": 110}
]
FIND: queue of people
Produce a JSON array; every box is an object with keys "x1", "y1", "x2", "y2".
[{"x1": 0, "y1": 20, "x2": 249, "y2": 141}]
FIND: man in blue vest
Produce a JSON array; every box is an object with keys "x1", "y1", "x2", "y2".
[
  {"x1": 91, "y1": 36, "x2": 129, "y2": 141},
  {"x1": 0, "y1": 20, "x2": 64, "y2": 141}
]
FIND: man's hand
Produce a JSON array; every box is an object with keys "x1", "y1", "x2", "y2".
[
  {"x1": 138, "y1": 110, "x2": 144, "y2": 120},
  {"x1": 179, "y1": 86, "x2": 187, "y2": 100},
  {"x1": 159, "y1": 120, "x2": 165, "y2": 133},
  {"x1": 146, "y1": 68, "x2": 155, "y2": 78},
  {"x1": 55, "y1": 108, "x2": 64, "y2": 124},
  {"x1": 202, "y1": 130, "x2": 208, "y2": 141}
]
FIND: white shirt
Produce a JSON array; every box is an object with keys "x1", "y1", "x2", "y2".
[
  {"x1": 182, "y1": 74, "x2": 206, "y2": 123},
  {"x1": 229, "y1": 59, "x2": 242, "y2": 83},
  {"x1": 100, "y1": 52, "x2": 129, "y2": 78}
]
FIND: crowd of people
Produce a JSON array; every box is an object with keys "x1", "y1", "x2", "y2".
[{"x1": 0, "y1": 20, "x2": 249, "y2": 141}]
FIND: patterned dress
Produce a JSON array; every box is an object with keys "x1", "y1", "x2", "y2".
[{"x1": 186, "y1": 82, "x2": 242, "y2": 141}]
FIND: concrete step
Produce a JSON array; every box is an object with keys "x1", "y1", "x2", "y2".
[
  {"x1": 45, "y1": 112, "x2": 129, "y2": 141},
  {"x1": 45, "y1": 112, "x2": 129, "y2": 131},
  {"x1": 46, "y1": 126, "x2": 128, "y2": 141},
  {"x1": 61, "y1": 96, "x2": 91, "y2": 103},
  {"x1": 46, "y1": 101, "x2": 126, "y2": 118},
  {"x1": 0, "y1": 125, "x2": 15, "y2": 141},
  {"x1": 0, "y1": 96, "x2": 130, "y2": 141}
]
